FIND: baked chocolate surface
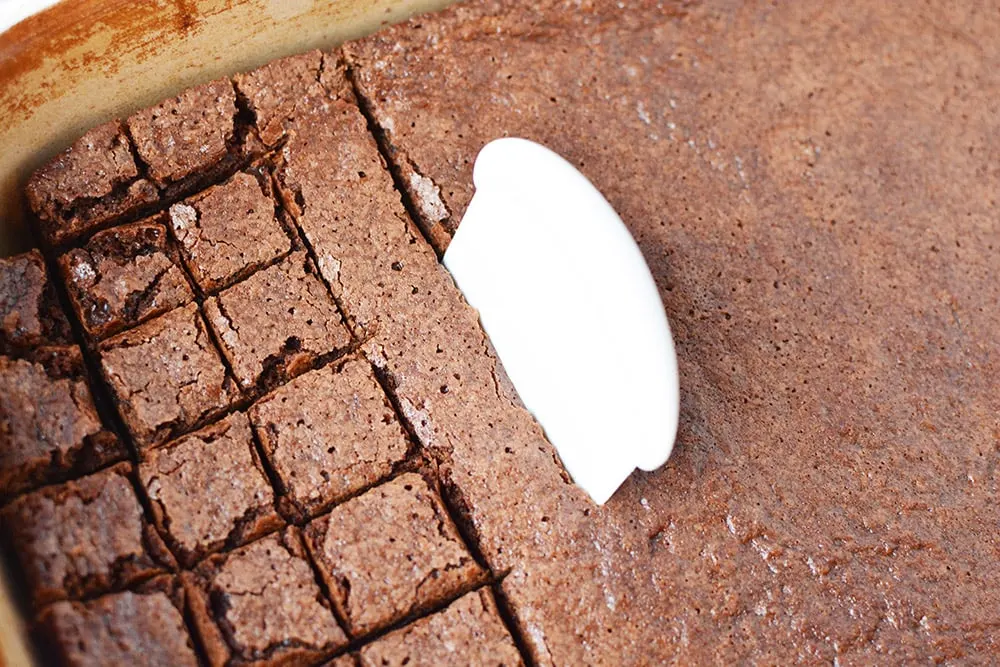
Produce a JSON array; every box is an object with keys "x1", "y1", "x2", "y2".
[
  {"x1": 58, "y1": 217, "x2": 193, "y2": 339},
  {"x1": 138, "y1": 412, "x2": 281, "y2": 567},
  {"x1": 0, "y1": 250, "x2": 72, "y2": 354},
  {"x1": 184, "y1": 528, "x2": 348, "y2": 666},
  {"x1": 249, "y1": 358, "x2": 410, "y2": 520},
  {"x1": 1, "y1": 463, "x2": 173, "y2": 606},
  {"x1": 36, "y1": 576, "x2": 200, "y2": 667}
]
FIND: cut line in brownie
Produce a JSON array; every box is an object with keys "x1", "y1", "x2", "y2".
[
  {"x1": 0, "y1": 462, "x2": 174, "y2": 607},
  {"x1": 138, "y1": 412, "x2": 282, "y2": 567},
  {"x1": 0, "y1": 249, "x2": 72, "y2": 355},
  {"x1": 0, "y1": 345, "x2": 124, "y2": 498},
  {"x1": 35, "y1": 575, "x2": 200, "y2": 667},
  {"x1": 183, "y1": 527, "x2": 348, "y2": 666},
  {"x1": 249, "y1": 358, "x2": 411, "y2": 521},
  {"x1": 98, "y1": 302, "x2": 238, "y2": 449},
  {"x1": 204, "y1": 251, "x2": 351, "y2": 392},
  {"x1": 302, "y1": 473, "x2": 483, "y2": 637},
  {"x1": 167, "y1": 166, "x2": 294, "y2": 294},
  {"x1": 357, "y1": 588, "x2": 523, "y2": 667},
  {"x1": 25, "y1": 120, "x2": 160, "y2": 247},
  {"x1": 58, "y1": 217, "x2": 194, "y2": 340}
]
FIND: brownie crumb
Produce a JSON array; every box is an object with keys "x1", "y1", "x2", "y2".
[
  {"x1": 204, "y1": 251, "x2": 350, "y2": 391},
  {"x1": 0, "y1": 346, "x2": 123, "y2": 498},
  {"x1": 36, "y1": 576, "x2": 199, "y2": 667},
  {"x1": 0, "y1": 250, "x2": 72, "y2": 354},
  {"x1": 99, "y1": 303, "x2": 237, "y2": 449},
  {"x1": 58, "y1": 218, "x2": 194, "y2": 339},
  {"x1": 183, "y1": 528, "x2": 347, "y2": 666},
  {"x1": 358, "y1": 589, "x2": 523, "y2": 667},
  {"x1": 25, "y1": 121, "x2": 160, "y2": 246},
  {"x1": 139, "y1": 412, "x2": 282, "y2": 567},
  {"x1": 249, "y1": 359, "x2": 410, "y2": 520},
  {"x1": 1, "y1": 463, "x2": 174, "y2": 607},
  {"x1": 303, "y1": 473, "x2": 482, "y2": 637}
]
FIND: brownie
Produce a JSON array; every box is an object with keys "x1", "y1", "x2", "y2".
[
  {"x1": 58, "y1": 218, "x2": 194, "y2": 339},
  {"x1": 99, "y1": 302, "x2": 237, "y2": 448},
  {"x1": 184, "y1": 528, "x2": 347, "y2": 666},
  {"x1": 204, "y1": 251, "x2": 350, "y2": 391},
  {"x1": 168, "y1": 168, "x2": 292, "y2": 293},
  {"x1": 36, "y1": 576, "x2": 199, "y2": 667},
  {"x1": 249, "y1": 359, "x2": 410, "y2": 520},
  {"x1": 0, "y1": 463, "x2": 173, "y2": 606},
  {"x1": 0, "y1": 346, "x2": 123, "y2": 497},
  {"x1": 357, "y1": 589, "x2": 522, "y2": 667},
  {"x1": 234, "y1": 51, "x2": 327, "y2": 149},
  {"x1": 322, "y1": 657, "x2": 358, "y2": 667},
  {"x1": 303, "y1": 473, "x2": 482, "y2": 637},
  {"x1": 139, "y1": 412, "x2": 281, "y2": 567},
  {"x1": 25, "y1": 120, "x2": 160, "y2": 246},
  {"x1": 126, "y1": 78, "x2": 240, "y2": 196},
  {"x1": 0, "y1": 249, "x2": 72, "y2": 354}
]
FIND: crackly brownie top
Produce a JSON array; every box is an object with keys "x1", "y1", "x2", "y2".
[
  {"x1": 59, "y1": 219, "x2": 193, "y2": 338},
  {"x1": 0, "y1": 250, "x2": 71, "y2": 353},
  {"x1": 168, "y1": 169, "x2": 291, "y2": 292}
]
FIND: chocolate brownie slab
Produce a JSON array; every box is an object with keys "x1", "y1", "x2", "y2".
[
  {"x1": 168, "y1": 168, "x2": 292, "y2": 293},
  {"x1": 204, "y1": 251, "x2": 350, "y2": 391},
  {"x1": 303, "y1": 473, "x2": 482, "y2": 637},
  {"x1": 139, "y1": 412, "x2": 281, "y2": 567},
  {"x1": 1, "y1": 463, "x2": 173, "y2": 606},
  {"x1": 184, "y1": 528, "x2": 347, "y2": 666},
  {"x1": 99, "y1": 303, "x2": 237, "y2": 449},
  {"x1": 249, "y1": 359, "x2": 410, "y2": 520},
  {"x1": 358, "y1": 589, "x2": 522, "y2": 667},
  {"x1": 234, "y1": 51, "x2": 327, "y2": 149},
  {"x1": 58, "y1": 218, "x2": 194, "y2": 339},
  {"x1": 36, "y1": 576, "x2": 199, "y2": 667},
  {"x1": 0, "y1": 346, "x2": 122, "y2": 497},
  {"x1": 0, "y1": 250, "x2": 72, "y2": 354},
  {"x1": 25, "y1": 121, "x2": 159, "y2": 246}
]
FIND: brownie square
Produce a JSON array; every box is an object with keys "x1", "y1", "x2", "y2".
[
  {"x1": 0, "y1": 463, "x2": 174, "y2": 606},
  {"x1": 58, "y1": 218, "x2": 194, "y2": 339},
  {"x1": 126, "y1": 78, "x2": 239, "y2": 195},
  {"x1": 139, "y1": 412, "x2": 282, "y2": 567},
  {"x1": 303, "y1": 473, "x2": 482, "y2": 636},
  {"x1": 184, "y1": 528, "x2": 348, "y2": 666},
  {"x1": 0, "y1": 346, "x2": 123, "y2": 497},
  {"x1": 36, "y1": 576, "x2": 199, "y2": 667},
  {"x1": 249, "y1": 359, "x2": 410, "y2": 520},
  {"x1": 168, "y1": 168, "x2": 292, "y2": 293},
  {"x1": 357, "y1": 589, "x2": 523, "y2": 667},
  {"x1": 25, "y1": 120, "x2": 160, "y2": 246},
  {"x1": 0, "y1": 249, "x2": 72, "y2": 354},
  {"x1": 99, "y1": 303, "x2": 237, "y2": 449},
  {"x1": 204, "y1": 251, "x2": 350, "y2": 391}
]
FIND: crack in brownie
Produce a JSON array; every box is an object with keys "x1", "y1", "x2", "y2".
[
  {"x1": 302, "y1": 473, "x2": 483, "y2": 637},
  {"x1": 138, "y1": 412, "x2": 282, "y2": 567},
  {"x1": 36, "y1": 576, "x2": 199, "y2": 667},
  {"x1": 0, "y1": 250, "x2": 72, "y2": 354},
  {"x1": 249, "y1": 358, "x2": 410, "y2": 521},
  {"x1": 0, "y1": 463, "x2": 174, "y2": 607},
  {"x1": 183, "y1": 528, "x2": 348, "y2": 666},
  {"x1": 58, "y1": 217, "x2": 194, "y2": 339}
]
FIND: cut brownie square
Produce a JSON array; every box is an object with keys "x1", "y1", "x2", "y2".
[
  {"x1": 303, "y1": 473, "x2": 482, "y2": 637},
  {"x1": 0, "y1": 463, "x2": 174, "y2": 606},
  {"x1": 99, "y1": 303, "x2": 237, "y2": 449},
  {"x1": 139, "y1": 412, "x2": 282, "y2": 567},
  {"x1": 249, "y1": 359, "x2": 410, "y2": 521},
  {"x1": 168, "y1": 167, "x2": 292, "y2": 293},
  {"x1": 0, "y1": 249, "x2": 72, "y2": 354},
  {"x1": 58, "y1": 217, "x2": 194, "y2": 339},
  {"x1": 126, "y1": 78, "x2": 240, "y2": 196},
  {"x1": 36, "y1": 576, "x2": 199, "y2": 667},
  {"x1": 357, "y1": 589, "x2": 523, "y2": 667},
  {"x1": 184, "y1": 528, "x2": 348, "y2": 666},
  {"x1": 25, "y1": 120, "x2": 160, "y2": 246},
  {"x1": 0, "y1": 346, "x2": 123, "y2": 497},
  {"x1": 204, "y1": 251, "x2": 350, "y2": 391}
]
